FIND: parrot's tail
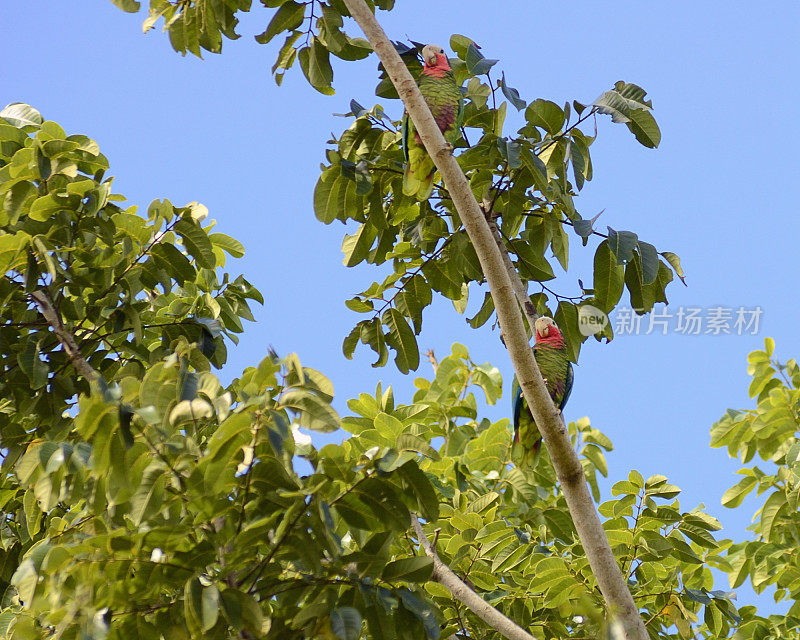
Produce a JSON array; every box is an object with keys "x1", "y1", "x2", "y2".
[
  {"x1": 403, "y1": 149, "x2": 436, "y2": 200},
  {"x1": 510, "y1": 436, "x2": 542, "y2": 470}
]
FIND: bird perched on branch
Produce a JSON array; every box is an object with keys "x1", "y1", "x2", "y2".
[
  {"x1": 401, "y1": 43, "x2": 463, "y2": 200},
  {"x1": 512, "y1": 316, "x2": 574, "y2": 468}
]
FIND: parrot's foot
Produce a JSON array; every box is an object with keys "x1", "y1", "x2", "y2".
[{"x1": 443, "y1": 143, "x2": 454, "y2": 155}]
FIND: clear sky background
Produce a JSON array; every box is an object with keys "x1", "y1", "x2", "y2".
[{"x1": 4, "y1": 0, "x2": 800, "y2": 615}]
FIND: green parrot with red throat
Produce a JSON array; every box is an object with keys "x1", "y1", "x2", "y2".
[
  {"x1": 512, "y1": 316, "x2": 574, "y2": 468},
  {"x1": 401, "y1": 43, "x2": 463, "y2": 200}
]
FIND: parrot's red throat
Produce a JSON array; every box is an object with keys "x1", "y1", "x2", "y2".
[
  {"x1": 422, "y1": 53, "x2": 452, "y2": 78},
  {"x1": 535, "y1": 329, "x2": 565, "y2": 349}
]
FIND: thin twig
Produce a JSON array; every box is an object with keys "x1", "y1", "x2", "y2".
[
  {"x1": 369, "y1": 232, "x2": 457, "y2": 319},
  {"x1": 534, "y1": 108, "x2": 597, "y2": 159}
]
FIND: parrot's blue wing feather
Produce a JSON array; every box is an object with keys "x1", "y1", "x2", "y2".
[
  {"x1": 401, "y1": 112, "x2": 410, "y2": 162},
  {"x1": 560, "y1": 362, "x2": 574, "y2": 411},
  {"x1": 512, "y1": 383, "x2": 523, "y2": 433}
]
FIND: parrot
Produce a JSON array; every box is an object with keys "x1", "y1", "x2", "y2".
[
  {"x1": 401, "y1": 43, "x2": 463, "y2": 201},
  {"x1": 512, "y1": 316, "x2": 574, "y2": 468}
]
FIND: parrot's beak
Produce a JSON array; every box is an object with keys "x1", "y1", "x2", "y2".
[{"x1": 426, "y1": 53, "x2": 438, "y2": 66}]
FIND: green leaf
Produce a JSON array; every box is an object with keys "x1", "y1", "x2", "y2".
[
  {"x1": 396, "y1": 275, "x2": 431, "y2": 334},
  {"x1": 4, "y1": 182, "x2": 37, "y2": 223},
  {"x1": 593, "y1": 81, "x2": 660, "y2": 148},
  {"x1": 185, "y1": 577, "x2": 203, "y2": 635},
  {"x1": 299, "y1": 38, "x2": 335, "y2": 96},
  {"x1": 627, "y1": 108, "x2": 661, "y2": 148},
  {"x1": 130, "y1": 466, "x2": 166, "y2": 526},
  {"x1": 760, "y1": 490, "x2": 787, "y2": 540},
  {"x1": 685, "y1": 587, "x2": 712, "y2": 605},
  {"x1": 525, "y1": 99, "x2": 565, "y2": 135},
  {"x1": 554, "y1": 302, "x2": 582, "y2": 363},
  {"x1": 661, "y1": 251, "x2": 686, "y2": 284},
  {"x1": 11, "y1": 558, "x2": 38, "y2": 607},
  {"x1": 28, "y1": 194, "x2": 63, "y2": 222},
  {"x1": 637, "y1": 241, "x2": 659, "y2": 284},
  {"x1": 0, "y1": 231, "x2": 29, "y2": 273},
  {"x1": 271, "y1": 30, "x2": 302, "y2": 84},
  {"x1": 592, "y1": 240, "x2": 624, "y2": 312},
  {"x1": 396, "y1": 433, "x2": 440, "y2": 461},
  {"x1": 108, "y1": 0, "x2": 141, "y2": 12},
  {"x1": 669, "y1": 536, "x2": 702, "y2": 564},
  {"x1": 679, "y1": 522, "x2": 718, "y2": 549},
  {"x1": 398, "y1": 462, "x2": 439, "y2": 521},
  {"x1": 330, "y1": 607, "x2": 362, "y2": 640},
  {"x1": 465, "y1": 42, "x2": 497, "y2": 76},
  {"x1": 399, "y1": 589, "x2": 439, "y2": 639},
  {"x1": 624, "y1": 252, "x2": 654, "y2": 313},
  {"x1": 0, "y1": 102, "x2": 44, "y2": 128},
  {"x1": 611, "y1": 480, "x2": 640, "y2": 497},
  {"x1": 318, "y1": 6, "x2": 370, "y2": 61},
  {"x1": 467, "y1": 291, "x2": 494, "y2": 328},
  {"x1": 383, "y1": 308, "x2": 420, "y2": 373},
  {"x1": 606, "y1": 227, "x2": 638, "y2": 264},
  {"x1": 220, "y1": 589, "x2": 264, "y2": 636},
  {"x1": 449, "y1": 34, "x2": 475, "y2": 59},
  {"x1": 210, "y1": 233, "x2": 245, "y2": 258},
  {"x1": 17, "y1": 339, "x2": 48, "y2": 389},
  {"x1": 255, "y1": 1, "x2": 305, "y2": 44},
  {"x1": 374, "y1": 412, "x2": 403, "y2": 439},
  {"x1": 593, "y1": 89, "x2": 633, "y2": 124},
  {"x1": 175, "y1": 218, "x2": 216, "y2": 268},
  {"x1": 281, "y1": 389, "x2": 340, "y2": 432},
  {"x1": 342, "y1": 323, "x2": 361, "y2": 359},
  {"x1": 342, "y1": 222, "x2": 376, "y2": 267},
  {"x1": 314, "y1": 166, "x2": 363, "y2": 224},
  {"x1": 381, "y1": 556, "x2": 434, "y2": 582},
  {"x1": 498, "y1": 72, "x2": 526, "y2": 110},
  {"x1": 201, "y1": 585, "x2": 220, "y2": 631}
]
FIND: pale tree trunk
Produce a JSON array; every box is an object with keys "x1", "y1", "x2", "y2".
[{"x1": 340, "y1": 2, "x2": 649, "y2": 639}]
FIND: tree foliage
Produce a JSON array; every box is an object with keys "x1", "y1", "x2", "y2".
[
  {"x1": 0, "y1": 102, "x2": 786, "y2": 640},
  {"x1": 710, "y1": 338, "x2": 800, "y2": 637}
]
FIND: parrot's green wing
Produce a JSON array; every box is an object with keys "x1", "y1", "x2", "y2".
[
  {"x1": 402, "y1": 61, "x2": 462, "y2": 200},
  {"x1": 511, "y1": 344, "x2": 574, "y2": 469}
]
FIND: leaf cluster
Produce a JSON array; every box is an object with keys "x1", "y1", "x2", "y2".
[
  {"x1": 110, "y1": 0, "x2": 387, "y2": 93},
  {"x1": 710, "y1": 338, "x2": 800, "y2": 632},
  {"x1": 0, "y1": 344, "x2": 443, "y2": 640},
  {"x1": 0, "y1": 103, "x2": 260, "y2": 455}
]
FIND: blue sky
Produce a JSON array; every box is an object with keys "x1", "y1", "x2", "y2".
[{"x1": 4, "y1": 0, "x2": 800, "y2": 614}]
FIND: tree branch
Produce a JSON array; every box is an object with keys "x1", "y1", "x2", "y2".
[
  {"x1": 341, "y1": 3, "x2": 648, "y2": 638},
  {"x1": 411, "y1": 514, "x2": 536, "y2": 640},
  {"x1": 483, "y1": 198, "x2": 537, "y2": 335},
  {"x1": 30, "y1": 290, "x2": 98, "y2": 383}
]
